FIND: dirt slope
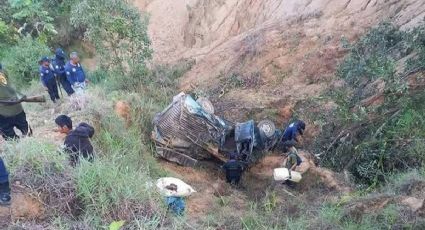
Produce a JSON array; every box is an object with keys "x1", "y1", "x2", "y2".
[{"x1": 135, "y1": 0, "x2": 425, "y2": 120}]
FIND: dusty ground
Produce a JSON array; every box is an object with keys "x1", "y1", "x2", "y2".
[
  {"x1": 0, "y1": 184, "x2": 45, "y2": 228},
  {"x1": 135, "y1": 0, "x2": 425, "y2": 122}
]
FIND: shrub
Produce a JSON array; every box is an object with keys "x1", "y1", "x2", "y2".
[
  {"x1": 337, "y1": 23, "x2": 404, "y2": 85},
  {"x1": 2, "y1": 36, "x2": 50, "y2": 88},
  {"x1": 320, "y1": 22, "x2": 425, "y2": 185},
  {"x1": 71, "y1": 0, "x2": 152, "y2": 82}
]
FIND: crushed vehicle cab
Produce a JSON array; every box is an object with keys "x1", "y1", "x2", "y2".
[{"x1": 152, "y1": 93, "x2": 281, "y2": 167}]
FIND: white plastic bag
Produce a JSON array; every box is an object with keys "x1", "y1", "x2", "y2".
[
  {"x1": 156, "y1": 177, "x2": 197, "y2": 197},
  {"x1": 273, "y1": 168, "x2": 302, "y2": 183}
]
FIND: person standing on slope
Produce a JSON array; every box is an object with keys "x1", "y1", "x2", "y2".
[
  {"x1": 52, "y1": 48, "x2": 74, "y2": 96},
  {"x1": 65, "y1": 52, "x2": 87, "y2": 94},
  {"x1": 0, "y1": 158, "x2": 11, "y2": 206},
  {"x1": 0, "y1": 64, "x2": 31, "y2": 139},
  {"x1": 39, "y1": 56, "x2": 60, "y2": 103}
]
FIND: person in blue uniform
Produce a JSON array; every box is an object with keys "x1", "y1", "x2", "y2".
[
  {"x1": 39, "y1": 56, "x2": 60, "y2": 102},
  {"x1": 52, "y1": 48, "x2": 74, "y2": 96},
  {"x1": 282, "y1": 120, "x2": 306, "y2": 143},
  {"x1": 0, "y1": 158, "x2": 11, "y2": 205},
  {"x1": 65, "y1": 52, "x2": 87, "y2": 93},
  {"x1": 281, "y1": 120, "x2": 306, "y2": 151}
]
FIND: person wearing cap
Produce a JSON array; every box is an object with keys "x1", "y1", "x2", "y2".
[
  {"x1": 222, "y1": 152, "x2": 245, "y2": 185},
  {"x1": 0, "y1": 64, "x2": 30, "y2": 139},
  {"x1": 52, "y1": 48, "x2": 74, "y2": 96},
  {"x1": 39, "y1": 56, "x2": 60, "y2": 102},
  {"x1": 64, "y1": 52, "x2": 87, "y2": 94}
]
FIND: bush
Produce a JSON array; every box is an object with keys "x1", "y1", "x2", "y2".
[
  {"x1": 71, "y1": 0, "x2": 152, "y2": 82},
  {"x1": 319, "y1": 22, "x2": 425, "y2": 185},
  {"x1": 2, "y1": 36, "x2": 50, "y2": 88},
  {"x1": 337, "y1": 23, "x2": 404, "y2": 85}
]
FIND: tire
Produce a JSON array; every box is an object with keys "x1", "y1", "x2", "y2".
[
  {"x1": 196, "y1": 97, "x2": 215, "y2": 114},
  {"x1": 258, "y1": 119, "x2": 276, "y2": 138}
]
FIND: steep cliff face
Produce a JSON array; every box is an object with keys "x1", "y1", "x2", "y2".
[{"x1": 135, "y1": 0, "x2": 425, "y2": 118}]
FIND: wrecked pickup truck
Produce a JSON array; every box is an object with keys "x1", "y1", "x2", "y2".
[{"x1": 152, "y1": 93, "x2": 281, "y2": 167}]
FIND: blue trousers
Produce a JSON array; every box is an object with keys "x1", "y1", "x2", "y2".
[
  {"x1": 0, "y1": 158, "x2": 9, "y2": 184},
  {"x1": 58, "y1": 75, "x2": 74, "y2": 96}
]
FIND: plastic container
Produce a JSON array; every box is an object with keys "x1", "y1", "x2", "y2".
[{"x1": 273, "y1": 168, "x2": 302, "y2": 183}]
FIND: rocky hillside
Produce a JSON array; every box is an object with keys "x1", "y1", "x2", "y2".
[{"x1": 136, "y1": 0, "x2": 425, "y2": 120}]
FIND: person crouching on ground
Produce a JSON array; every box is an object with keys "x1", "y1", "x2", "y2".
[
  {"x1": 222, "y1": 152, "x2": 245, "y2": 186},
  {"x1": 55, "y1": 115, "x2": 95, "y2": 166},
  {"x1": 65, "y1": 52, "x2": 87, "y2": 94},
  {"x1": 39, "y1": 56, "x2": 60, "y2": 103},
  {"x1": 281, "y1": 120, "x2": 306, "y2": 149},
  {"x1": 0, "y1": 64, "x2": 31, "y2": 139},
  {"x1": 0, "y1": 158, "x2": 11, "y2": 205},
  {"x1": 282, "y1": 141, "x2": 302, "y2": 188}
]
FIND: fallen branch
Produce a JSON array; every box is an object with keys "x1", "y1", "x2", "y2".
[
  {"x1": 282, "y1": 188, "x2": 297, "y2": 198},
  {"x1": 372, "y1": 109, "x2": 401, "y2": 139}
]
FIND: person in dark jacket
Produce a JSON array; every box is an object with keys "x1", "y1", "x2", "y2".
[
  {"x1": 55, "y1": 115, "x2": 95, "y2": 166},
  {"x1": 52, "y1": 48, "x2": 74, "y2": 96},
  {"x1": 282, "y1": 120, "x2": 306, "y2": 143},
  {"x1": 0, "y1": 65, "x2": 30, "y2": 139},
  {"x1": 39, "y1": 56, "x2": 60, "y2": 102},
  {"x1": 281, "y1": 120, "x2": 306, "y2": 151},
  {"x1": 0, "y1": 158, "x2": 11, "y2": 205},
  {"x1": 65, "y1": 52, "x2": 87, "y2": 94},
  {"x1": 222, "y1": 153, "x2": 245, "y2": 185}
]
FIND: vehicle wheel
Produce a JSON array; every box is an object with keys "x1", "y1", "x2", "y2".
[
  {"x1": 196, "y1": 97, "x2": 215, "y2": 114},
  {"x1": 258, "y1": 120, "x2": 276, "y2": 138}
]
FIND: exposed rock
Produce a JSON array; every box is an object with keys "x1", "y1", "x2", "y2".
[
  {"x1": 343, "y1": 196, "x2": 393, "y2": 222},
  {"x1": 115, "y1": 100, "x2": 132, "y2": 127},
  {"x1": 400, "y1": 196, "x2": 424, "y2": 212},
  {"x1": 278, "y1": 105, "x2": 293, "y2": 123}
]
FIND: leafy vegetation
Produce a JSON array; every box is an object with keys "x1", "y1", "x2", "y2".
[
  {"x1": 319, "y1": 22, "x2": 425, "y2": 185},
  {"x1": 1, "y1": 0, "x2": 425, "y2": 229},
  {"x1": 2, "y1": 36, "x2": 50, "y2": 88},
  {"x1": 71, "y1": 0, "x2": 152, "y2": 84}
]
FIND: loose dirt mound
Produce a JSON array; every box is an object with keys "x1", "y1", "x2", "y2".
[
  {"x1": 159, "y1": 161, "x2": 246, "y2": 218},
  {"x1": 0, "y1": 185, "x2": 45, "y2": 228}
]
